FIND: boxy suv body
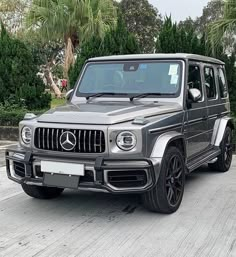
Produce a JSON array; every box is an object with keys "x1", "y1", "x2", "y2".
[{"x1": 6, "y1": 54, "x2": 234, "y2": 213}]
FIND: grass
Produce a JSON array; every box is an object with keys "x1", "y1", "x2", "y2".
[{"x1": 51, "y1": 98, "x2": 66, "y2": 108}]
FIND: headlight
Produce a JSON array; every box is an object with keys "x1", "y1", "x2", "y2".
[
  {"x1": 21, "y1": 126, "x2": 32, "y2": 145},
  {"x1": 116, "y1": 131, "x2": 137, "y2": 151}
]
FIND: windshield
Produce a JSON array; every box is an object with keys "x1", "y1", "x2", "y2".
[{"x1": 76, "y1": 61, "x2": 183, "y2": 98}]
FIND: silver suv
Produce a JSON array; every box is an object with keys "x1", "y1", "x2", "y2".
[{"x1": 6, "y1": 54, "x2": 234, "y2": 214}]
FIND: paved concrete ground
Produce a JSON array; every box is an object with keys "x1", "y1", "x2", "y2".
[{"x1": 0, "y1": 142, "x2": 236, "y2": 257}]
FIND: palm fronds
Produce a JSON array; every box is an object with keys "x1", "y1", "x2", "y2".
[{"x1": 209, "y1": 0, "x2": 236, "y2": 53}]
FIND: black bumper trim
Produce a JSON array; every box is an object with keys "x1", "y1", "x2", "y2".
[{"x1": 5, "y1": 148, "x2": 157, "y2": 194}]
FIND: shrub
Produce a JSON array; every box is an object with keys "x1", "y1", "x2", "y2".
[
  {"x1": 0, "y1": 24, "x2": 51, "y2": 110},
  {"x1": 0, "y1": 109, "x2": 45, "y2": 127}
]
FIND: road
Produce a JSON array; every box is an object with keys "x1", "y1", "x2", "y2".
[{"x1": 0, "y1": 142, "x2": 236, "y2": 257}]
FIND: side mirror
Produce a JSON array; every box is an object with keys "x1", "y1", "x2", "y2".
[
  {"x1": 188, "y1": 88, "x2": 202, "y2": 103},
  {"x1": 65, "y1": 89, "x2": 74, "y2": 101}
]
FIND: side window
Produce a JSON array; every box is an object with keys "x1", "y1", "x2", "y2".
[
  {"x1": 188, "y1": 64, "x2": 203, "y2": 99},
  {"x1": 218, "y1": 68, "x2": 228, "y2": 98},
  {"x1": 204, "y1": 67, "x2": 217, "y2": 99}
]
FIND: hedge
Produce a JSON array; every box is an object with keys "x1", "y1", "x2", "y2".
[{"x1": 0, "y1": 109, "x2": 45, "y2": 127}]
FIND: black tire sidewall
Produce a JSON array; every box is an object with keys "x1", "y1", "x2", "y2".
[
  {"x1": 157, "y1": 146, "x2": 186, "y2": 212},
  {"x1": 220, "y1": 127, "x2": 233, "y2": 172}
]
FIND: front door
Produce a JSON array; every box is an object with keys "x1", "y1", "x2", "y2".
[{"x1": 186, "y1": 62, "x2": 210, "y2": 159}]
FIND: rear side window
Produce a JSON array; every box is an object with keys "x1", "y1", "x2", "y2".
[
  {"x1": 204, "y1": 67, "x2": 217, "y2": 99},
  {"x1": 218, "y1": 68, "x2": 228, "y2": 98}
]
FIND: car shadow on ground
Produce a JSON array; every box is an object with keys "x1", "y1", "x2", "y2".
[{"x1": 19, "y1": 164, "x2": 223, "y2": 219}]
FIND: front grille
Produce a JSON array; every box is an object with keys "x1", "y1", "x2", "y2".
[
  {"x1": 13, "y1": 161, "x2": 25, "y2": 177},
  {"x1": 108, "y1": 170, "x2": 147, "y2": 188},
  {"x1": 34, "y1": 128, "x2": 105, "y2": 153}
]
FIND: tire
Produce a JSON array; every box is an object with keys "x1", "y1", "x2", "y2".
[
  {"x1": 142, "y1": 146, "x2": 185, "y2": 214},
  {"x1": 208, "y1": 127, "x2": 233, "y2": 173},
  {"x1": 22, "y1": 184, "x2": 64, "y2": 199}
]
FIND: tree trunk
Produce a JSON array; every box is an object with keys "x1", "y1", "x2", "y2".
[
  {"x1": 64, "y1": 37, "x2": 75, "y2": 85},
  {"x1": 44, "y1": 67, "x2": 62, "y2": 98}
]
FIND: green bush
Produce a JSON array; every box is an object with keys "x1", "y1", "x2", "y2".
[
  {"x1": 0, "y1": 24, "x2": 51, "y2": 110},
  {"x1": 0, "y1": 109, "x2": 45, "y2": 127}
]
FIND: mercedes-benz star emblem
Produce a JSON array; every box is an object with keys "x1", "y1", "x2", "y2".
[{"x1": 60, "y1": 131, "x2": 77, "y2": 151}]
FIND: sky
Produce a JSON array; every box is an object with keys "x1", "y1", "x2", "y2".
[{"x1": 149, "y1": 0, "x2": 210, "y2": 22}]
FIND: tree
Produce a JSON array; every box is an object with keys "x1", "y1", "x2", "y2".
[
  {"x1": 26, "y1": 0, "x2": 117, "y2": 80},
  {"x1": 69, "y1": 14, "x2": 140, "y2": 87},
  {"x1": 120, "y1": 0, "x2": 161, "y2": 53},
  {"x1": 196, "y1": 0, "x2": 224, "y2": 34},
  {"x1": 0, "y1": 0, "x2": 30, "y2": 34},
  {"x1": 156, "y1": 16, "x2": 204, "y2": 55},
  {"x1": 0, "y1": 24, "x2": 51, "y2": 110},
  {"x1": 209, "y1": 0, "x2": 236, "y2": 52}
]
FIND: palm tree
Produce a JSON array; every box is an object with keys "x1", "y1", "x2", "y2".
[
  {"x1": 26, "y1": 0, "x2": 117, "y2": 80},
  {"x1": 209, "y1": 0, "x2": 236, "y2": 54}
]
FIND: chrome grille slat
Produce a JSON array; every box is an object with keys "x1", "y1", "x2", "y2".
[
  {"x1": 42, "y1": 128, "x2": 45, "y2": 149},
  {"x1": 38, "y1": 128, "x2": 41, "y2": 149},
  {"x1": 78, "y1": 130, "x2": 81, "y2": 152},
  {"x1": 52, "y1": 129, "x2": 54, "y2": 150},
  {"x1": 56, "y1": 129, "x2": 59, "y2": 150},
  {"x1": 83, "y1": 130, "x2": 86, "y2": 152},
  {"x1": 34, "y1": 128, "x2": 105, "y2": 153},
  {"x1": 89, "y1": 131, "x2": 91, "y2": 152},
  {"x1": 94, "y1": 131, "x2": 97, "y2": 152},
  {"x1": 47, "y1": 128, "x2": 50, "y2": 150},
  {"x1": 99, "y1": 131, "x2": 102, "y2": 153}
]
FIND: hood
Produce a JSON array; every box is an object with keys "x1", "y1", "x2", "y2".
[{"x1": 37, "y1": 101, "x2": 182, "y2": 125}]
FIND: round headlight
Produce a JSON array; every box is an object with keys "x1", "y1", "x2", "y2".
[
  {"x1": 21, "y1": 126, "x2": 32, "y2": 145},
  {"x1": 116, "y1": 131, "x2": 137, "y2": 151}
]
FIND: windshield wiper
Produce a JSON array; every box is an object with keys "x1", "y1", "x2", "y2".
[
  {"x1": 130, "y1": 93, "x2": 176, "y2": 101},
  {"x1": 86, "y1": 92, "x2": 128, "y2": 101}
]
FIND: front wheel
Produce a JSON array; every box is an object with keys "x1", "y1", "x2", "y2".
[
  {"x1": 208, "y1": 127, "x2": 233, "y2": 172},
  {"x1": 22, "y1": 184, "x2": 64, "y2": 199},
  {"x1": 142, "y1": 146, "x2": 185, "y2": 214}
]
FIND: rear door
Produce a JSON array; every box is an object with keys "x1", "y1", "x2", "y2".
[
  {"x1": 186, "y1": 62, "x2": 209, "y2": 158},
  {"x1": 203, "y1": 65, "x2": 220, "y2": 144}
]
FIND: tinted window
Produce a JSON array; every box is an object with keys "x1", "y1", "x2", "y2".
[
  {"x1": 77, "y1": 61, "x2": 182, "y2": 97},
  {"x1": 218, "y1": 68, "x2": 228, "y2": 98},
  {"x1": 204, "y1": 67, "x2": 217, "y2": 99},
  {"x1": 188, "y1": 64, "x2": 203, "y2": 99}
]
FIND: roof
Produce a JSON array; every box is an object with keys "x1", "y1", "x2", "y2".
[{"x1": 88, "y1": 53, "x2": 225, "y2": 65}]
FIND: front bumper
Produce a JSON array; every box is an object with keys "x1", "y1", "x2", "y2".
[{"x1": 5, "y1": 147, "x2": 161, "y2": 194}]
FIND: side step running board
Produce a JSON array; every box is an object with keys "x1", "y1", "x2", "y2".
[{"x1": 187, "y1": 147, "x2": 221, "y2": 173}]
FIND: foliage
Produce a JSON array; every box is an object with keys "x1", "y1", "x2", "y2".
[
  {"x1": 120, "y1": 0, "x2": 161, "y2": 53},
  {"x1": 0, "y1": 0, "x2": 30, "y2": 34},
  {"x1": 26, "y1": 0, "x2": 117, "y2": 78},
  {"x1": 209, "y1": 0, "x2": 236, "y2": 53},
  {"x1": 196, "y1": 0, "x2": 224, "y2": 34},
  {"x1": 0, "y1": 108, "x2": 44, "y2": 127},
  {"x1": 0, "y1": 24, "x2": 51, "y2": 110},
  {"x1": 156, "y1": 16, "x2": 208, "y2": 55},
  {"x1": 69, "y1": 14, "x2": 140, "y2": 87}
]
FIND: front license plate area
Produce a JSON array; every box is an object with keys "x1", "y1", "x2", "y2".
[
  {"x1": 41, "y1": 161, "x2": 84, "y2": 176},
  {"x1": 43, "y1": 173, "x2": 79, "y2": 189}
]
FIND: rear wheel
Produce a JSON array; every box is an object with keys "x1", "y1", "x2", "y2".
[
  {"x1": 22, "y1": 184, "x2": 64, "y2": 199},
  {"x1": 142, "y1": 146, "x2": 185, "y2": 214},
  {"x1": 208, "y1": 127, "x2": 233, "y2": 172}
]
